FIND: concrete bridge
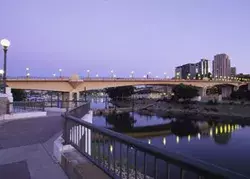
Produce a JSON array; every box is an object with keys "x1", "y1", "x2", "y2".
[{"x1": 6, "y1": 75, "x2": 249, "y2": 101}]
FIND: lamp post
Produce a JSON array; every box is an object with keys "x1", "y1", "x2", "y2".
[
  {"x1": 148, "y1": 72, "x2": 151, "y2": 78},
  {"x1": 164, "y1": 72, "x2": 167, "y2": 79},
  {"x1": 87, "y1": 70, "x2": 90, "y2": 78},
  {"x1": 110, "y1": 70, "x2": 114, "y2": 78},
  {"x1": 53, "y1": 73, "x2": 56, "y2": 77},
  {"x1": 26, "y1": 67, "x2": 29, "y2": 75},
  {"x1": 59, "y1": 69, "x2": 62, "y2": 78},
  {"x1": 26, "y1": 67, "x2": 29, "y2": 77},
  {"x1": 27, "y1": 73, "x2": 30, "y2": 78},
  {"x1": 1, "y1": 39, "x2": 10, "y2": 94},
  {"x1": 131, "y1": 71, "x2": 134, "y2": 78},
  {"x1": 96, "y1": 74, "x2": 99, "y2": 78}
]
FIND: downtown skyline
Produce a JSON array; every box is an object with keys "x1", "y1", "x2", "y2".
[{"x1": 1, "y1": 0, "x2": 250, "y2": 77}]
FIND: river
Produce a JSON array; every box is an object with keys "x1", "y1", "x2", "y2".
[{"x1": 91, "y1": 98, "x2": 250, "y2": 178}]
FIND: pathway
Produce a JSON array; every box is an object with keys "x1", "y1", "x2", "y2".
[{"x1": 0, "y1": 112, "x2": 68, "y2": 179}]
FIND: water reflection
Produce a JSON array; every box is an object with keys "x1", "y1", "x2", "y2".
[{"x1": 106, "y1": 112, "x2": 136, "y2": 132}]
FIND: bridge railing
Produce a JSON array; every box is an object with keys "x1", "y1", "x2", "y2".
[
  {"x1": 63, "y1": 104, "x2": 247, "y2": 179},
  {"x1": 10, "y1": 101, "x2": 45, "y2": 113},
  {"x1": 6, "y1": 76, "x2": 246, "y2": 83}
]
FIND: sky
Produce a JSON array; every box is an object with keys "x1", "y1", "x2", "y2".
[{"x1": 0, "y1": 0, "x2": 250, "y2": 78}]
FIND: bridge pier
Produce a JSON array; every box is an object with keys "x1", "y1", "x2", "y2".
[
  {"x1": 221, "y1": 86, "x2": 234, "y2": 98},
  {"x1": 61, "y1": 92, "x2": 80, "y2": 109},
  {"x1": 198, "y1": 87, "x2": 207, "y2": 97},
  {"x1": 248, "y1": 83, "x2": 250, "y2": 91}
]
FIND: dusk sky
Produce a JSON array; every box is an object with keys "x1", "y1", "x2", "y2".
[{"x1": 0, "y1": 0, "x2": 250, "y2": 77}]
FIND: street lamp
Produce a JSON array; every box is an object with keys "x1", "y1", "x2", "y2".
[
  {"x1": 26, "y1": 67, "x2": 29, "y2": 77},
  {"x1": 27, "y1": 73, "x2": 30, "y2": 78},
  {"x1": 131, "y1": 71, "x2": 134, "y2": 78},
  {"x1": 87, "y1": 70, "x2": 90, "y2": 78},
  {"x1": 164, "y1": 72, "x2": 167, "y2": 79},
  {"x1": 59, "y1": 68, "x2": 62, "y2": 78},
  {"x1": 53, "y1": 73, "x2": 56, "y2": 77},
  {"x1": 96, "y1": 74, "x2": 99, "y2": 78},
  {"x1": 110, "y1": 70, "x2": 114, "y2": 78},
  {"x1": 1, "y1": 39, "x2": 10, "y2": 93}
]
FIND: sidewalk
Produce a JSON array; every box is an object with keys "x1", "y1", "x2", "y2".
[{"x1": 0, "y1": 114, "x2": 68, "y2": 179}]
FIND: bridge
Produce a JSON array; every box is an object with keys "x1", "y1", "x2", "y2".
[{"x1": 6, "y1": 75, "x2": 249, "y2": 102}]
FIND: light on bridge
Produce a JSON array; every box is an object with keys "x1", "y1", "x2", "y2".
[
  {"x1": 0, "y1": 69, "x2": 4, "y2": 75},
  {"x1": 162, "y1": 137, "x2": 166, "y2": 145},
  {"x1": 109, "y1": 145, "x2": 113, "y2": 153},
  {"x1": 197, "y1": 133, "x2": 201, "y2": 140},
  {"x1": 209, "y1": 128, "x2": 213, "y2": 137},
  {"x1": 53, "y1": 73, "x2": 56, "y2": 77},
  {"x1": 148, "y1": 139, "x2": 151, "y2": 144},
  {"x1": 188, "y1": 135, "x2": 191, "y2": 142},
  {"x1": 176, "y1": 136, "x2": 180, "y2": 144},
  {"x1": 96, "y1": 74, "x2": 99, "y2": 77}
]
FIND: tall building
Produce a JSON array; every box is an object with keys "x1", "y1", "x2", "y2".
[
  {"x1": 181, "y1": 63, "x2": 196, "y2": 79},
  {"x1": 175, "y1": 63, "x2": 196, "y2": 79},
  {"x1": 231, "y1": 67, "x2": 236, "y2": 76},
  {"x1": 175, "y1": 66, "x2": 182, "y2": 79},
  {"x1": 195, "y1": 59, "x2": 210, "y2": 77},
  {"x1": 212, "y1": 54, "x2": 231, "y2": 77}
]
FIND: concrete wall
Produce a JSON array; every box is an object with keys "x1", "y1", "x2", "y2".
[
  {"x1": 0, "y1": 111, "x2": 47, "y2": 121},
  {"x1": 0, "y1": 97, "x2": 8, "y2": 115}
]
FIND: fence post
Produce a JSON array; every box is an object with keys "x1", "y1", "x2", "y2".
[
  {"x1": 63, "y1": 116, "x2": 70, "y2": 145},
  {"x1": 42, "y1": 101, "x2": 45, "y2": 111}
]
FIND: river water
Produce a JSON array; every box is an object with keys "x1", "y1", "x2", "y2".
[{"x1": 91, "y1": 98, "x2": 250, "y2": 178}]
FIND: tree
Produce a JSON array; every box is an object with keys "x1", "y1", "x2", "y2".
[
  {"x1": 207, "y1": 86, "x2": 221, "y2": 95},
  {"x1": 105, "y1": 86, "x2": 135, "y2": 100},
  {"x1": 172, "y1": 84, "x2": 199, "y2": 100},
  {"x1": 11, "y1": 89, "x2": 26, "y2": 101}
]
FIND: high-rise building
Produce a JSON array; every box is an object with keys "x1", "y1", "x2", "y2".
[
  {"x1": 181, "y1": 63, "x2": 196, "y2": 79},
  {"x1": 231, "y1": 67, "x2": 236, "y2": 76},
  {"x1": 195, "y1": 59, "x2": 210, "y2": 77},
  {"x1": 175, "y1": 66, "x2": 182, "y2": 79},
  {"x1": 175, "y1": 63, "x2": 196, "y2": 79},
  {"x1": 212, "y1": 54, "x2": 231, "y2": 77}
]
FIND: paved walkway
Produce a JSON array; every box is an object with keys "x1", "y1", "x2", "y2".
[{"x1": 0, "y1": 113, "x2": 68, "y2": 179}]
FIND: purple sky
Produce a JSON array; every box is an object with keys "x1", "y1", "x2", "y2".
[{"x1": 0, "y1": 0, "x2": 250, "y2": 78}]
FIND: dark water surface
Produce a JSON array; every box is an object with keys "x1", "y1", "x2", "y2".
[{"x1": 91, "y1": 99, "x2": 250, "y2": 177}]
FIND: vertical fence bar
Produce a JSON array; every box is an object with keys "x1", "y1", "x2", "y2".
[
  {"x1": 166, "y1": 162, "x2": 170, "y2": 179},
  {"x1": 113, "y1": 140, "x2": 116, "y2": 176},
  {"x1": 134, "y1": 149, "x2": 137, "y2": 179},
  {"x1": 144, "y1": 152, "x2": 146, "y2": 179},
  {"x1": 120, "y1": 142, "x2": 122, "y2": 178},
  {"x1": 127, "y1": 146, "x2": 129, "y2": 179},
  {"x1": 86, "y1": 127, "x2": 89, "y2": 155},
  {"x1": 108, "y1": 138, "x2": 110, "y2": 172},
  {"x1": 154, "y1": 157, "x2": 157, "y2": 179}
]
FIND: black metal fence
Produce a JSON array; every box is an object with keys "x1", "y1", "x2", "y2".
[
  {"x1": 63, "y1": 103, "x2": 248, "y2": 179},
  {"x1": 10, "y1": 101, "x2": 45, "y2": 113}
]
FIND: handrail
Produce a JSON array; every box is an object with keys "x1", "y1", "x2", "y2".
[
  {"x1": 63, "y1": 103, "x2": 248, "y2": 179},
  {"x1": 6, "y1": 76, "x2": 247, "y2": 83},
  {"x1": 10, "y1": 101, "x2": 45, "y2": 113}
]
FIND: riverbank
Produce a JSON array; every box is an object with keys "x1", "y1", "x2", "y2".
[{"x1": 110, "y1": 99, "x2": 250, "y2": 121}]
